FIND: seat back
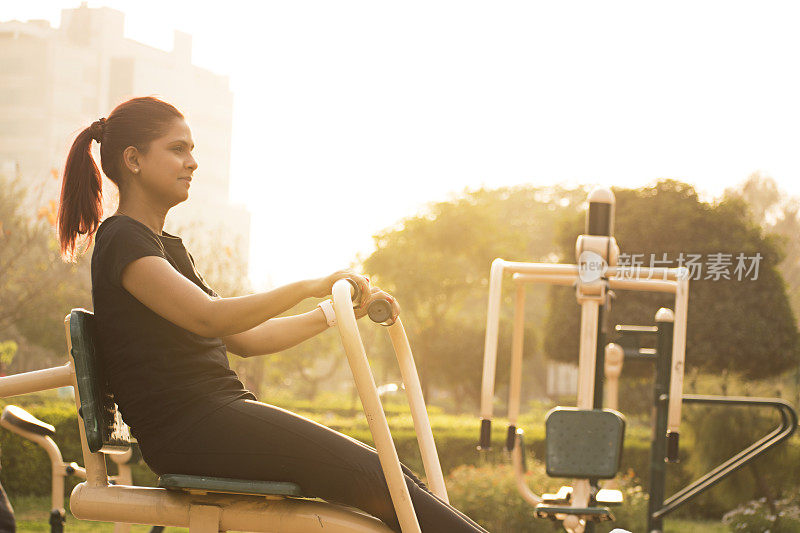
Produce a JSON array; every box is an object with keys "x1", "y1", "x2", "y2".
[
  {"x1": 545, "y1": 407, "x2": 625, "y2": 479},
  {"x1": 69, "y1": 308, "x2": 132, "y2": 453}
]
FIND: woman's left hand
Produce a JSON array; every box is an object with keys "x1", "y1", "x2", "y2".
[{"x1": 354, "y1": 286, "x2": 401, "y2": 324}]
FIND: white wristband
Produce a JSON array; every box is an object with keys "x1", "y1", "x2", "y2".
[{"x1": 318, "y1": 299, "x2": 336, "y2": 327}]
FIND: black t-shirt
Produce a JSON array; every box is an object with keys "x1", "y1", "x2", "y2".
[{"x1": 91, "y1": 215, "x2": 255, "y2": 454}]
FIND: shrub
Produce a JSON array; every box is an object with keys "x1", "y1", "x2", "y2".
[
  {"x1": 446, "y1": 463, "x2": 560, "y2": 532},
  {"x1": 446, "y1": 461, "x2": 649, "y2": 533},
  {"x1": 722, "y1": 493, "x2": 800, "y2": 533}
]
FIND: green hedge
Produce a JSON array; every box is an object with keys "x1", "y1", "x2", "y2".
[{"x1": 1, "y1": 398, "x2": 797, "y2": 523}]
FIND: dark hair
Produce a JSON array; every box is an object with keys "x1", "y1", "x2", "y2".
[{"x1": 57, "y1": 96, "x2": 184, "y2": 262}]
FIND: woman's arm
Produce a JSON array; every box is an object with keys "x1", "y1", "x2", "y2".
[
  {"x1": 223, "y1": 309, "x2": 329, "y2": 357},
  {"x1": 120, "y1": 256, "x2": 368, "y2": 338},
  {"x1": 223, "y1": 286, "x2": 400, "y2": 357}
]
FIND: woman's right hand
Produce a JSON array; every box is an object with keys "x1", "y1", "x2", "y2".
[{"x1": 309, "y1": 270, "x2": 371, "y2": 307}]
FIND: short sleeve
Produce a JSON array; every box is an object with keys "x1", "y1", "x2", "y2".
[
  {"x1": 95, "y1": 218, "x2": 167, "y2": 289},
  {"x1": 187, "y1": 251, "x2": 220, "y2": 298}
]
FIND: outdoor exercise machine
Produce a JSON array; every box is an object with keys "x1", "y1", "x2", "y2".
[
  {"x1": 478, "y1": 187, "x2": 691, "y2": 533},
  {"x1": 0, "y1": 404, "x2": 148, "y2": 533},
  {"x1": 478, "y1": 187, "x2": 798, "y2": 532},
  {"x1": 611, "y1": 313, "x2": 797, "y2": 532},
  {"x1": 0, "y1": 280, "x2": 446, "y2": 532}
]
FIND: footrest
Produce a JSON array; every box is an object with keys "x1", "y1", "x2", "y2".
[
  {"x1": 541, "y1": 486, "x2": 572, "y2": 504},
  {"x1": 535, "y1": 504, "x2": 613, "y2": 522},
  {"x1": 1, "y1": 405, "x2": 56, "y2": 437},
  {"x1": 158, "y1": 474, "x2": 304, "y2": 498},
  {"x1": 596, "y1": 488, "x2": 623, "y2": 506}
]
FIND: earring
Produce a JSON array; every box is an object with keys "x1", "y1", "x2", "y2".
[{"x1": 133, "y1": 168, "x2": 139, "y2": 173}]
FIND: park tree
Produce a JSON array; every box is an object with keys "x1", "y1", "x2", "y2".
[
  {"x1": 544, "y1": 180, "x2": 799, "y2": 380},
  {"x1": 362, "y1": 185, "x2": 587, "y2": 408},
  {"x1": 725, "y1": 172, "x2": 800, "y2": 320},
  {"x1": 0, "y1": 172, "x2": 92, "y2": 371}
]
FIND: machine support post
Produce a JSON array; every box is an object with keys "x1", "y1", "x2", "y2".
[
  {"x1": 592, "y1": 303, "x2": 607, "y2": 410},
  {"x1": 648, "y1": 309, "x2": 674, "y2": 533}
]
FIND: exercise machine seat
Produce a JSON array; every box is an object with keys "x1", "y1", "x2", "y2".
[
  {"x1": 1, "y1": 405, "x2": 56, "y2": 437},
  {"x1": 159, "y1": 474, "x2": 303, "y2": 497},
  {"x1": 545, "y1": 407, "x2": 625, "y2": 479}
]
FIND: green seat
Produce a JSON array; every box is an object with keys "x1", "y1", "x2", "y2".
[
  {"x1": 69, "y1": 309, "x2": 132, "y2": 453},
  {"x1": 69, "y1": 309, "x2": 303, "y2": 498},
  {"x1": 159, "y1": 474, "x2": 303, "y2": 497},
  {"x1": 535, "y1": 504, "x2": 613, "y2": 522},
  {"x1": 544, "y1": 407, "x2": 625, "y2": 479}
]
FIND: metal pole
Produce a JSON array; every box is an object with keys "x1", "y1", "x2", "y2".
[{"x1": 648, "y1": 308, "x2": 674, "y2": 533}]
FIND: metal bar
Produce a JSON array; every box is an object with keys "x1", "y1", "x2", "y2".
[
  {"x1": 502, "y1": 262, "x2": 684, "y2": 281},
  {"x1": 577, "y1": 300, "x2": 600, "y2": 410},
  {"x1": 666, "y1": 273, "x2": 690, "y2": 459},
  {"x1": 70, "y1": 484, "x2": 393, "y2": 532},
  {"x1": 571, "y1": 299, "x2": 601, "y2": 512},
  {"x1": 507, "y1": 282, "x2": 526, "y2": 431},
  {"x1": 622, "y1": 348, "x2": 658, "y2": 361},
  {"x1": 653, "y1": 395, "x2": 798, "y2": 520},
  {"x1": 387, "y1": 319, "x2": 449, "y2": 503},
  {"x1": 592, "y1": 302, "x2": 607, "y2": 409},
  {"x1": 647, "y1": 310, "x2": 674, "y2": 533},
  {"x1": 511, "y1": 431, "x2": 543, "y2": 506},
  {"x1": 615, "y1": 325, "x2": 658, "y2": 334},
  {"x1": 0, "y1": 363, "x2": 73, "y2": 398},
  {"x1": 332, "y1": 281, "x2": 421, "y2": 533},
  {"x1": 479, "y1": 258, "x2": 506, "y2": 443},
  {"x1": 512, "y1": 273, "x2": 678, "y2": 293}
]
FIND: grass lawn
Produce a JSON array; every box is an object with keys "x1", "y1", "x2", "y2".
[
  {"x1": 12, "y1": 495, "x2": 728, "y2": 532},
  {"x1": 665, "y1": 519, "x2": 728, "y2": 532}
]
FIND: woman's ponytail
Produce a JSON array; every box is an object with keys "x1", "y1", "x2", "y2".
[{"x1": 57, "y1": 120, "x2": 105, "y2": 262}]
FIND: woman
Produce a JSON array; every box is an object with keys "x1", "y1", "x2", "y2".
[{"x1": 57, "y1": 96, "x2": 488, "y2": 532}]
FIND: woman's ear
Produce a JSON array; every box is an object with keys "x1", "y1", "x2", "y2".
[{"x1": 122, "y1": 146, "x2": 141, "y2": 174}]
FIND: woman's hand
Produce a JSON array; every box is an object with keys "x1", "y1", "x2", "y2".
[
  {"x1": 354, "y1": 286, "x2": 401, "y2": 324},
  {"x1": 309, "y1": 270, "x2": 371, "y2": 307}
]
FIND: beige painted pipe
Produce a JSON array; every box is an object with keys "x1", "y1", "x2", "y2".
[
  {"x1": 507, "y1": 282, "x2": 526, "y2": 427},
  {"x1": 511, "y1": 431, "x2": 542, "y2": 506},
  {"x1": 332, "y1": 280, "x2": 421, "y2": 533},
  {"x1": 609, "y1": 277, "x2": 677, "y2": 293},
  {"x1": 667, "y1": 273, "x2": 690, "y2": 437},
  {"x1": 576, "y1": 300, "x2": 600, "y2": 410},
  {"x1": 501, "y1": 261, "x2": 683, "y2": 281},
  {"x1": 0, "y1": 363, "x2": 73, "y2": 398},
  {"x1": 71, "y1": 484, "x2": 392, "y2": 532},
  {"x1": 571, "y1": 297, "x2": 601, "y2": 512},
  {"x1": 387, "y1": 319, "x2": 449, "y2": 503},
  {"x1": 512, "y1": 273, "x2": 678, "y2": 294},
  {"x1": 483, "y1": 262, "x2": 683, "y2": 427},
  {"x1": 0, "y1": 422, "x2": 67, "y2": 517},
  {"x1": 480, "y1": 258, "x2": 506, "y2": 422},
  {"x1": 604, "y1": 343, "x2": 625, "y2": 411}
]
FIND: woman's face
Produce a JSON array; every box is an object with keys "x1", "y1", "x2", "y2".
[{"x1": 135, "y1": 118, "x2": 198, "y2": 207}]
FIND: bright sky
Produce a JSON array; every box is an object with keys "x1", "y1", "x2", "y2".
[{"x1": 7, "y1": 2, "x2": 800, "y2": 289}]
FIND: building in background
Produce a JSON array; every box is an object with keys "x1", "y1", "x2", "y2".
[{"x1": 0, "y1": 2, "x2": 250, "y2": 273}]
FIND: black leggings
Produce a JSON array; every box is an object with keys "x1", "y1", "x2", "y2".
[{"x1": 141, "y1": 399, "x2": 488, "y2": 533}]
